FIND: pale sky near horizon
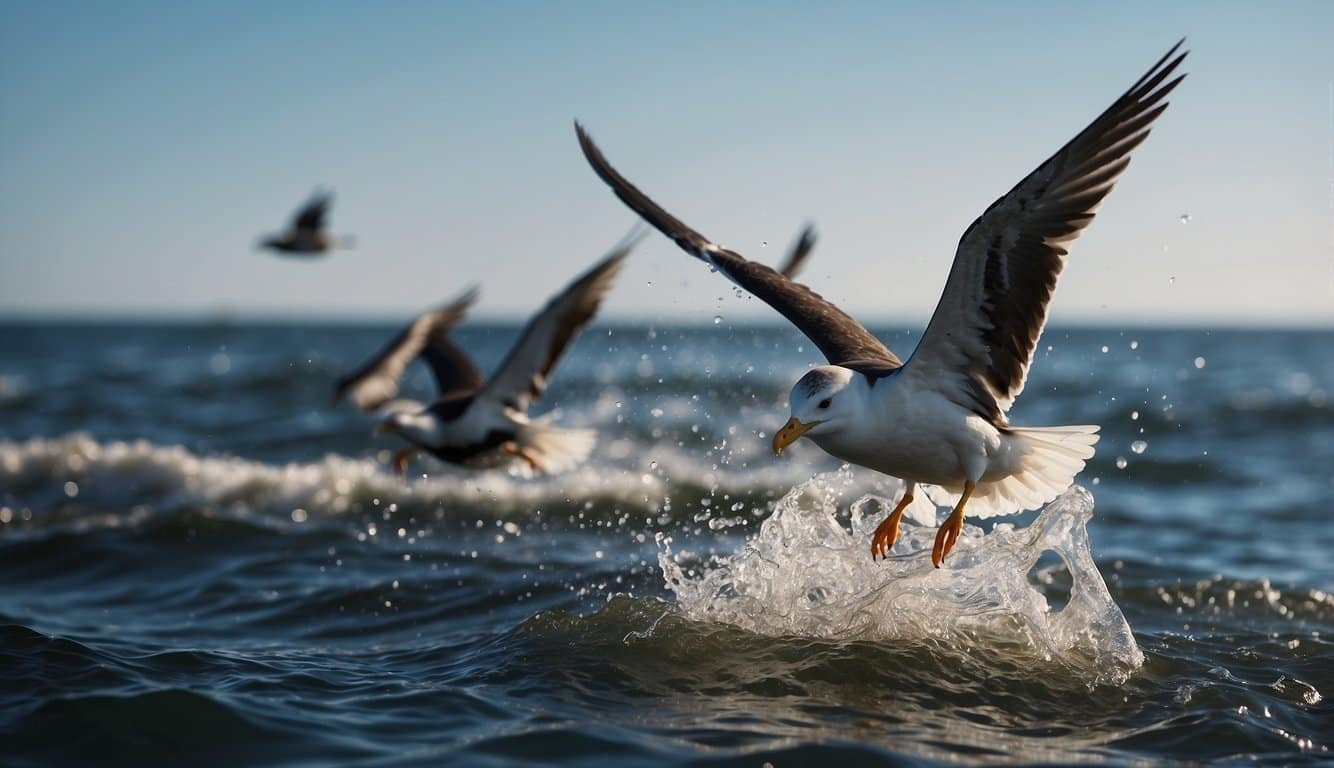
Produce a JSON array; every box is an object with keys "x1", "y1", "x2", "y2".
[{"x1": 1, "y1": 1, "x2": 1331, "y2": 325}]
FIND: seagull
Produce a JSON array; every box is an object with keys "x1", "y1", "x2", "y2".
[
  {"x1": 775, "y1": 224, "x2": 817, "y2": 280},
  {"x1": 368, "y1": 230, "x2": 640, "y2": 476},
  {"x1": 260, "y1": 190, "x2": 351, "y2": 256},
  {"x1": 577, "y1": 41, "x2": 1187, "y2": 566}
]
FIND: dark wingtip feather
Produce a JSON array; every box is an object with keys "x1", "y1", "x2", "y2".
[
  {"x1": 450, "y1": 284, "x2": 481, "y2": 312},
  {"x1": 1132, "y1": 39, "x2": 1189, "y2": 91},
  {"x1": 607, "y1": 221, "x2": 651, "y2": 261},
  {"x1": 778, "y1": 223, "x2": 818, "y2": 279}
]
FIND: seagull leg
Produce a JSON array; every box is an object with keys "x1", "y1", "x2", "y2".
[
  {"x1": 502, "y1": 441, "x2": 543, "y2": 473},
  {"x1": 870, "y1": 482, "x2": 915, "y2": 560},
  {"x1": 392, "y1": 448, "x2": 417, "y2": 477},
  {"x1": 932, "y1": 480, "x2": 974, "y2": 568}
]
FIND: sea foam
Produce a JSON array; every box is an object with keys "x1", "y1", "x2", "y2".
[{"x1": 0, "y1": 433, "x2": 879, "y2": 524}]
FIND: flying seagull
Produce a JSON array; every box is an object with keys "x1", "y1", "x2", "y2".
[
  {"x1": 370, "y1": 230, "x2": 640, "y2": 476},
  {"x1": 577, "y1": 41, "x2": 1187, "y2": 567},
  {"x1": 776, "y1": 225, "x2": 817, "y2": 279},
  {"x1": 260, "y1": 190, "x2": 351, "y2": 256}
]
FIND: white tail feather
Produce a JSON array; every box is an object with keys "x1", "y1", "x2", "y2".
[
  {"x1": 513, "y1": 423, "x2": 596, "y2": 475},
  {"x1": 925, "y1": 425, "x2": 1100, "y2": 519}
]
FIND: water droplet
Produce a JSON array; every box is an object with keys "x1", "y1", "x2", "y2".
[
  {"x1": 1100, "y1": 345, "x2": 1109, "y2": 354},
  {"x1": 1179, "y1": 213, "x2": 1191, "y2": 224},
  {"x1": 291, "y1": 508, "x2": 308, "y2": 523},
  {"x1": 1168, "y1": 276, "x2": 1176, "y2": 286},
  {"x1": 1115, "y1": 456, "x2": 1128, "y2": 470},
  {"x1": 63, "y1": 481, "x2": 78, "y2": 498},
  {"x1": 1131, "y1": 440, "x2": 1148, "y2": 455},
  {"x1": 1193, "y1": 356, "x2": 1206, "y2": 369},
  {"x1": 1130, "y1": 410, "x2": 1140, "y2": 421},
  {"x1": 646, "y1": 280, "x2": 653, "y2": 287},
  {"x1": 761, "y1": 240, "x2": 768, "y2": 247},
  {"x1": 713, "y1": 315, "x2": 722, "y2": 325},
  {"x1": 649, "y1": 460, "x2": 659, "y2": 470},
  {"x1": 1129, "y1": 340, "x2": 1139, "y2": 350}
]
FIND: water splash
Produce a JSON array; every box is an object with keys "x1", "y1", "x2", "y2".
[{"x1": 661, "y1": 473, "x2": 1143, "y2": 686}]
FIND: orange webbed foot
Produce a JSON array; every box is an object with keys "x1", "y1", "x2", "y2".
[
  {"x1": 931, "y1": 481, "x2": 974, "y2": 568},
  {"x1": 502, "y1": 441, "x2": 543, "y2": 473},
  {"x1": 392, "y1": 448, "x2": 416, "y2": 477},
  {"x1": 870, "y1": 492, "x2": 913, "y2": 561}
]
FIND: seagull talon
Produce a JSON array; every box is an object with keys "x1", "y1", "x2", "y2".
[
  {"x1": 870, "y1": 491, "x2": 913, "y2": 561},
  {"x1": 931, "y1": 481, "x2": 973, "y2": 568},
  {"x1": 392, "y1": 448, "x2": 416, "y2": 477},
  {"x1": 502, "y1": 441, "x2": 543, "y2": 473}
]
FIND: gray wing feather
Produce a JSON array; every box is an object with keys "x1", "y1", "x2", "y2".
[
  {"x1": 576, "y1": 124, "x2": 900, "y2": 371},
  {"x1": 906, "y1": 41, "x2": 1188, "y2": 424}
]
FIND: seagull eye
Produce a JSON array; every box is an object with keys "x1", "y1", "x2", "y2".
[{"x1": 818, "y1": 398, "x2": 832, "y2": 409}]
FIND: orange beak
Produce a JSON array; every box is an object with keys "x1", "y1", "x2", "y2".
[{"x1": 773, "y1": 417, "x2": 818, "y2": 454}]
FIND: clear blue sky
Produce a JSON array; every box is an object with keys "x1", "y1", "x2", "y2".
[{"x1": 1, "y1": 1, "x2": 1330, "y2": 325}]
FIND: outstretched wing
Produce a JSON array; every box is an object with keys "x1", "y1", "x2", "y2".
[
  {"x1": 905, "y1": 41, "x2": 1188, "y2": 424},
  {"x1": 293, "y1": 191, "x2": 332, "y2": 233},
  {"x1": 333, "y1": 287, "x2": 479, "y2": 411},
  {"x1": 776, "y1": 224, "x2": 817, "y2": 279},
  {"x1": 479, "y1": 233, "x2": 635, "y2": 410},
  {"x1": 420, "y1": 334, "x2": 485, "y2": 397},
  {"x1": 577, "y1": 124, "x2": 900, "y2": 374}
]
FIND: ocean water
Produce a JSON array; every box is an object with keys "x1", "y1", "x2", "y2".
[{"x1": 1, "y1": 320, "x2": 1331, "y2": 766}]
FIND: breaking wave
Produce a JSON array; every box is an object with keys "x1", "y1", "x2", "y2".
[{"x1": 0, "y1": 433, "x2": 883, "y2": 526}]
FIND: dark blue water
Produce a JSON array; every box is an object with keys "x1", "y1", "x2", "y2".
[{"x1": 1, "y1": 321, "x2": 1331, "y2": 766}]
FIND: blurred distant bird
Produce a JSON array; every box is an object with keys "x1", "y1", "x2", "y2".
[
  {"x1": 366, "y1": 229, "x2": 641, "y2": 476},
  {"x1": 775, "y1": 225, "x2": 817, "y2": 280},
  {"x1": 578, "y1": 40, "x2": 1187, "y2": 566},
  {"x1": 260, "y1": 190, "x2": 351, "y2": 256}
]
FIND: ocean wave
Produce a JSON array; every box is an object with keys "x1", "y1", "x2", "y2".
[{"x1": 0, "y1": 433, "x2": 883, "y2": 528}]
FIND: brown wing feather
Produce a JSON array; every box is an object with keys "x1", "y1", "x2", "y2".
[{"x1": 576, "y1": 124, "x2": 900, "y2": 372}]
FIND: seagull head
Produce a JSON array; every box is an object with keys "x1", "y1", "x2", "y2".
[{"x1": 773, "y1": 365, "x2": 857, "y2": 454}]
